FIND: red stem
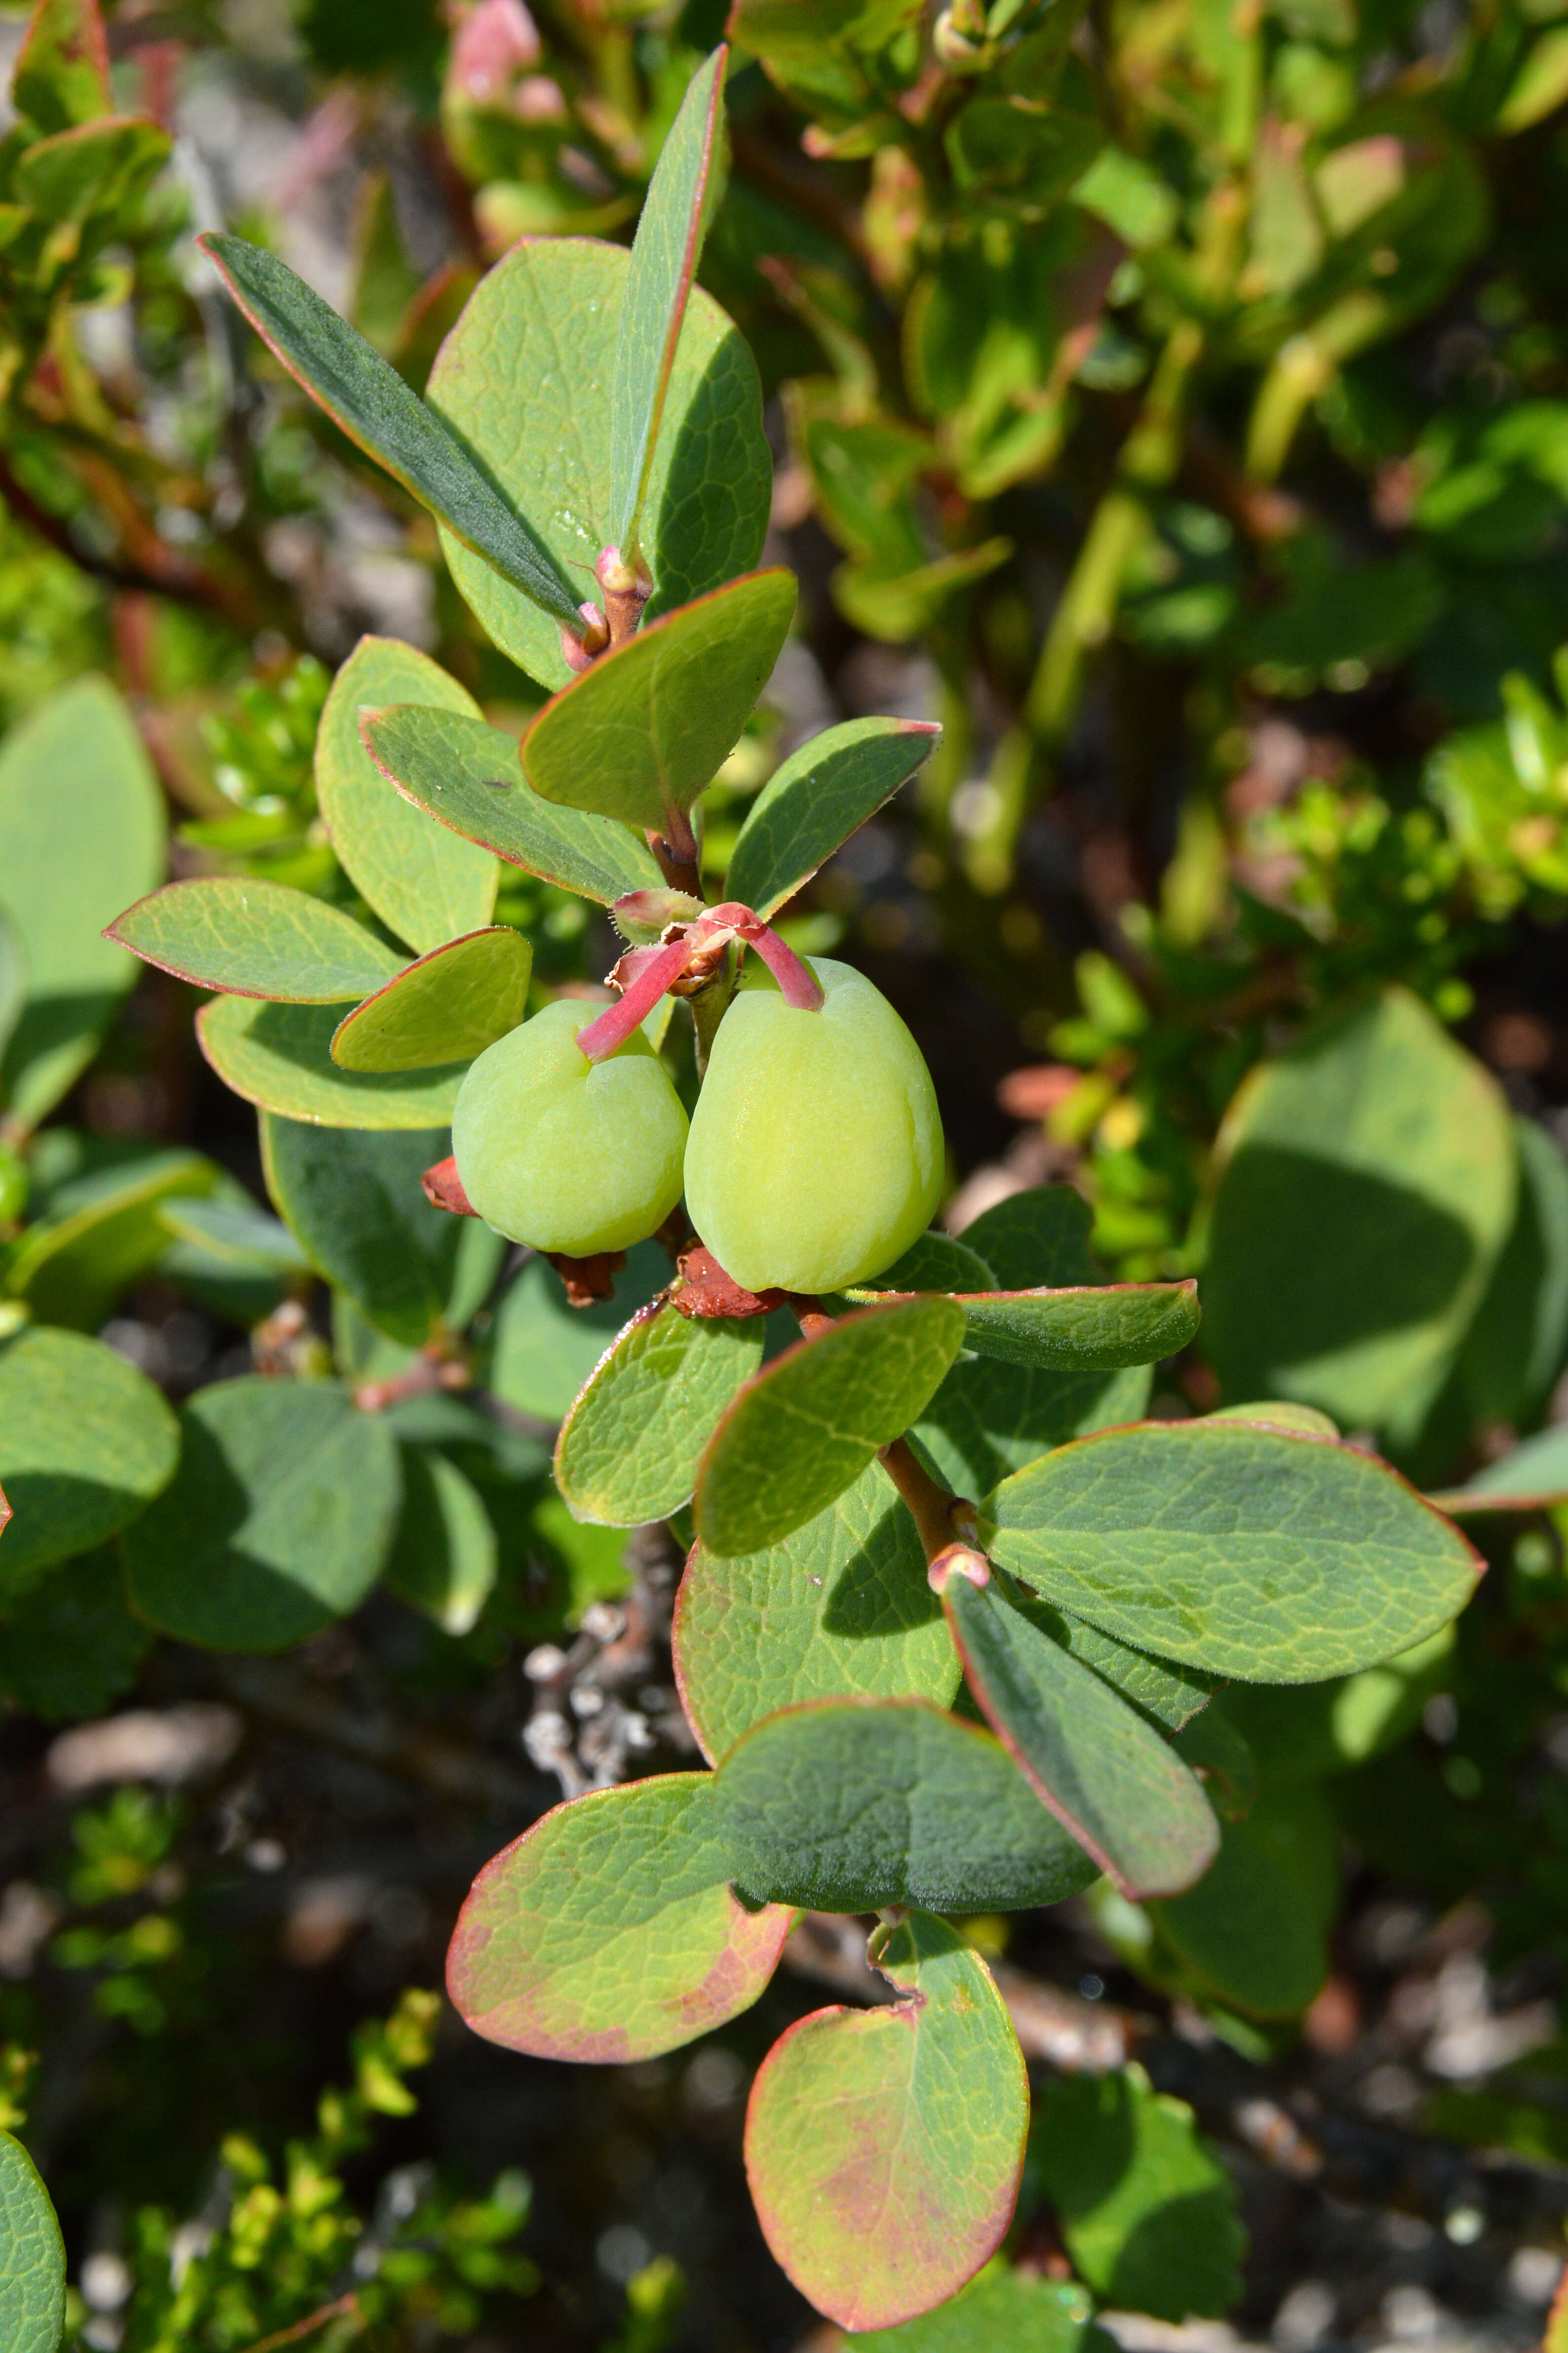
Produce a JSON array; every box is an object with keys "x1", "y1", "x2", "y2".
[
  {"x1": 575, "y1": 934, "x2": 694, "y2": 1062},
  {"x1": 745, "y1": 923, "x2": 824, "y2": 1009},
  {"x1": 575, "y1": 904, "x2": 823, "y2": 1061}
]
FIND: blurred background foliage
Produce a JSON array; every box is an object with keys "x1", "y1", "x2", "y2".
[{"x1": 9, "y1": 0, "x2": 1568, "y2": 2343}]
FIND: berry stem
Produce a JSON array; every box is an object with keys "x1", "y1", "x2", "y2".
[
  {"x1": 745, "y1": 921, "x2": 824, "y2": 1009},
  {"x1": 575, "y1": 934, "x2": 694, "y2": 1061}
]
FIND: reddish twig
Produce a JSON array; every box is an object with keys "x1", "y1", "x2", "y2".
[{"x1": 236, "y1": 2293, "x2": 362, "y2": 2353}]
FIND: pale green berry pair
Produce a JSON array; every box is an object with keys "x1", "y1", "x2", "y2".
[{"x1": 451, "y1": 957, "x2": 944, "y2": 1296}]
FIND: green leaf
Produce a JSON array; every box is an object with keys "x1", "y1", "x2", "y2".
[
  {"x1": 725, "y1": 718, "x2": 941, "y2": 919},
  {"x1": 1215, "y1": 1626, "x2": 1453, "y2": 1787},
  {"x1": 0, "y1": 1327, "x2": 178, "y2": 1592},
  {"x1": 197, "y1": 995, "x2": 467, "y2": 1128},
  {"x1": 715, "y1": 1698, "x2": 1098, "y2": 1912},
  {"x1": 1018, "y1": 1599, "x2": 1217, "y2": 1732},
  {"x1": 521, "y1": 570, "x2": 797, "y2": 833},
  {"x1": 610, "y1": 46, "x2": 728, "y2": 569},
  {"x1": 847, "y1": 1229, "x2": 996, "y2": 1296},
  {"x1": 15, "y1": 114, "x2": 169, "y2": 222},
  {"x1": 960, "y1": 1184, "x2": 1105, "y2": 1287},
  {"x1": 0, "y1": 1546, "x2": 152, "y2": 1723},
  {"x1": 427, "y1": 239, "x2": 770, "y2": 689},
  {"x1": 695, "y1": 1298, "x2": 968, "y2": 1557},
  {"x1": 673, "y1": 1461, "x2": 959, "y2": 1761},
  {"x1": 912, "y1": 1361, "x2": 1152, "y2": 1504},
  {"x1": 843, "y1": 2264, "x2": 1112, "y2": 2353},
  {"x1": 261, "y1": 1117, "x2": 466, "y2": 1347},
  {"x1": 122, "y1": 1377, "x2": 402, "y2": 1651},
  {"x1": 0, "y1": 906, "x2": 25, "y2": 1063},
  {"x1": 745, "y1": 1910, "x2": 1027, "y2": 2333},
  {"x1": 488, "y1": 1243, "x2": 671, "y2": 1422},
  {"x1": 198, "y1": 233, "x2": 583, "y2": 627},
  {"x1": 943, "y1": 1574, "x2": 1218, "y2": 1900},
  {"x1": 330, "y1": 926, "x2": 530, "y2": 1072},
  {"x1": 1148, "y1": 1788, "x2": 1336, "y2": 2018},
  {"x1": 385, "y1": 1444, "x2": 496, "y2": 1634},
  {"x1": 363, "y1": 704, "x2": 662, "y2": 903},
  {"x1": 983, "y1": 1419, "x2": 1481, "y2": 1681},
  {"x1": 0, "y1": 2130, "x2": 65, "y2": 2353},
  {"x1": 1029, "y1": 2067, "x2": 1245, "y2": 2321},
  {"x1": 950, "y1": 1280, "x2": 1200, "y2": 1372},
  {"x1": 156, "y1": 1196, "x2": 310, "y2": 1277},
  {"x1": 314, "y1": 637, "x2": 498, "y2": 955},
  {"x1": 107, "y1": 876, "x2": 405, "y2": 1002},
  {"x1": 0, "y1": 677, "x2": 164, "y2": 1128},
  {"x1": 553, "y1": 1303, "x2": 762, "y2": 1527},
  {"x1": 1201, "y1": 987, "x2": 1517, "y2": 1450},
  {"x1": 12, "y1": 0, "x2": 112, "y2": 132},
  {"x1": 448, "y1": 1771, "x2": 792, "y2": 2062},
  {"x1": 1457, "y1": 1117, "x2": 1568, "y2": 1430},
  {"x1": 4, "y1": 1145, "x2": 219, "y2": 1328},
  {"x1": 1429, "y1": 1423, "x2": 1568, "y2": 1513}
]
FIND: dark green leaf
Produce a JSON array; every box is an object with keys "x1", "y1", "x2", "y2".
[
  {"x1": 107, "y1": 876, "x2": 405, "y2": 1002},
  {"x1": 5, "y1": 1145, "x2": 220, "y2": 1328},
  {"x1": 199, "y1": 233, "x2": 583, "y2": 626},
  {"x1": 1148, "y1": 1789, "x2": 1336, "y2": 2018},
  {"x1": 363, "y1": 704, "x2": 663, "y2": 903},
  {"x1": 122, "y1": 1377, "x2": 402, "y2": 1651},
  {"x1": 911, "y1": 1360, "x2": 1152, "y2": 1503},
  {"x1": 0, "y1": 1326, "x2": 178, "y2": 1591},
  {"x1": 1029, "y1": 2068, "x2": 1245, "y2": 2321},
  {"x1": 0, "y1": 2129, "x2": 65, "y2": 2353},
  {"x1": 0, "y1": 677, "x2": 164, "y2": 1127},
  {"x1": 715, "y1": 1697, "x2": 1099, "y2": 1912},
  {"x1": 844, "y1": 1228, "x2": 996, "y2": 1297},
  {"x1": 0, "y1": 1547, "x2": 151, "y2": 1722},
  {"x1": 385, "y1": 1444, "x2": 496, "y2": 1634},
  {"x1": 745, "y1": 1911, "x2": 1027, "y2": 2334},
  {"x1": 957, "y1": 1185, "x2": 1103, "y2": 1287},
  {"x1": 427, "y1": 240, "x2": 770, "y2": 688},
  {"x1": 197, "y1": 995, "x2": 466, "y2": 1128},
  {"x1": 488, "y1": 1243, "x2": 671, "y2": 1423},
  {"x1": 448, "y1": 1772, "x2": 792, "y2": 2061},
  {"x1": 330, "y1": 926, "x2": 531, "y2": 1072},
  {"x1": 695, "y1": 1298, "x2": 967, "y2": 1556},
  {"x1": 943, "y1": 1573, "x2": 1218, "y2": 1899},
  {"x1": 314, "y1": 637, "x2": 498, "y2": 955},
  {"x1": 983, "y1": 1419, "x2": 1481, "y2": 1680},
  {"x1": 673, "y1": 1460, "x2": 958, "y2": 1761},
  {"x1": 726, "y1": 715, "x2": 940, "y2": 917},
  {"x1": 1457, "y1": 1117, "x2": 1568, "y2": 1429},
  {"x1": 261, "y1": 1116, "x2": 466, "y2": 1347},
  {"x1": 951, "y1": 1280, "x2": 1199, "y2": 1371},
  {"x1": 521, "y1": 570, "x2": 797, "y2": 832},
  {"x1": 554, "y1": 1303, "x2": 762, "y2": 1526},
  {"x1": 611, "y1": 46, "x2": 728, "y2": 567}
]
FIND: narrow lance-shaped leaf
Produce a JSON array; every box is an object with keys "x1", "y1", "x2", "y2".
[
  {"x1": 724, "y1": 717, "x2": 941, "y2": 919},
  {"x1": 744, "y1": 1910, "x2": 1028, "y2": 2333},
  {"x1": 108, "y1": 877, "x2": 405, "y2": 1002},
  {"x1": 198, "y1": 233, "x2": 584, "y2": 630},
  {"x1": 611, "y1": 46, "x2": 728, "y2": 570},
  {"x1": 554, "y1": 1302, "x2": 764, "y2": 1528},
  {"x1": 942, "y1": 1570, "x2": 1219, "y2": 1900},
  {"x1": 695, "y1": 1297, "x2": 967, "y2": 1557},
  {"x1": 363, "y1": 704, "x2": 663, "y2": 904},
  {"x1": 330, "y1": 926, "x2": 531, "y2": 1073},
  {"x1": 716, "y1": 1697, "x2": 1098, "y2": 1914},
  {"x1": 982, "y1": 1420, "x2": 1482, "y2": 1681},
  {"x1": 521, "y1": 569, "x2": 798, "y2": 834},
  {"x1": 447, "y1": 1773, "x2": 792, "y2": 2063}
]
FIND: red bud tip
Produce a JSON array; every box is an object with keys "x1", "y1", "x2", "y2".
[{"x1": 927, "y1": 1543, "x2": 990, "y2": 1595}]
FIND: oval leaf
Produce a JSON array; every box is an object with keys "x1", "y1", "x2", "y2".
[
  {"x1": 197, "y1": 994, "x2": 467, "y2": 1128},
  {"x1": 261, "y1": 1117, "x2": 467, "y2": 1346},
  {"x1": 0, "y1": 1326, "x2": 178, "y2": 1591},
  {"x1": 1148, "y1": 1788, "x2": 1337, "y2": 2018},
  {"x1": 673, "y1": 1460, "x2": 959, "y2": 1763},
  {"x1": 108, "y1": 876, "x2": 405, "y2": 1002},
  {"x1": 523, "y1": 570, "x2": 797, "y2": 832},
  {"x1": 744, "y1": 1910, "x2": 1027, "y2": 2332},
  {"x1": 952, "y1": 1280, "x2": 1200, "y2": 1372},
  {"x1": 943, "y1": 1573, "x2": 1218, "y2": 1900},
  {"x1": 5, "y1": 1145, "x2": 220, "y2": 1329},
  {"x1": 427, "y1": 239, "x2": 769, "y2": 688},
  {"x1": 489, "y1": 1242, "x2": 671, "y2": 1422},
  {"x1": 385, "y1": 1444, "x2": 497, "y2": 1635},
  {"x1": 1428, "y1": 1422, "x2": 1568, "y2": 1514},
  {"x1": 982, "y1": 1420, "x2": 1482, "y2": 1682},
  {"x1": 725, "y1": 717, "x2": 941, "y2": 919},
  {"x1": 331, "y1": 926, "x2": 531, "y2": 1072},
  {"x1": 695, "y1": 1298, "x2": 968, "y2": 1557},
  {"x1": 715, "y1": 1698, "x2": 1098, "y2": 1914},
  {"x1": 0, "y1": 675, "x2": 164, "y2": 1126},
  {"x1": 315, "y1": 636, "x2": 497, "y2": 954},
  {"x1": 123, "y1": 1377, "x2": 402, "y2": 1651},
  {"x1": 447, "y1": 1772, "x2": 791, "y2": 2062},
  {"x1": 199, "y1": 233, "x2": 583, "y2": 624},
  {"x1": 554, "y1": 1301, "x2": 763, "y2": 1527},
  {"x1": 363, "y1": 703, "x2": 662, "y2": 903},
  {"x1": 0, "y1": 2131, "x2": 66, "y2": 2353}
]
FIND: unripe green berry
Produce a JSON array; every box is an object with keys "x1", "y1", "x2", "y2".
[
  {"x1": 683, "y1": 956, "x2": 943, "y2": 1294},
  {"x1": 453, "y1": 1000, "x2": 687, "y2": 1255}
]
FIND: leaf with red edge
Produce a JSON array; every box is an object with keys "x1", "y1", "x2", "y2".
[
  {"x1": 447, "y1": 1772, "x2": 791, "y2": 2064},
  {"x1": 13, "y1": 0, "x2": 112, "y2": 133},
  {"x1": 744, "y1": 1909, "x2": 1028, "y2": 2332},
  {"x1": 329, "y1": 925, "x2": 531, "y2": 1072}
]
